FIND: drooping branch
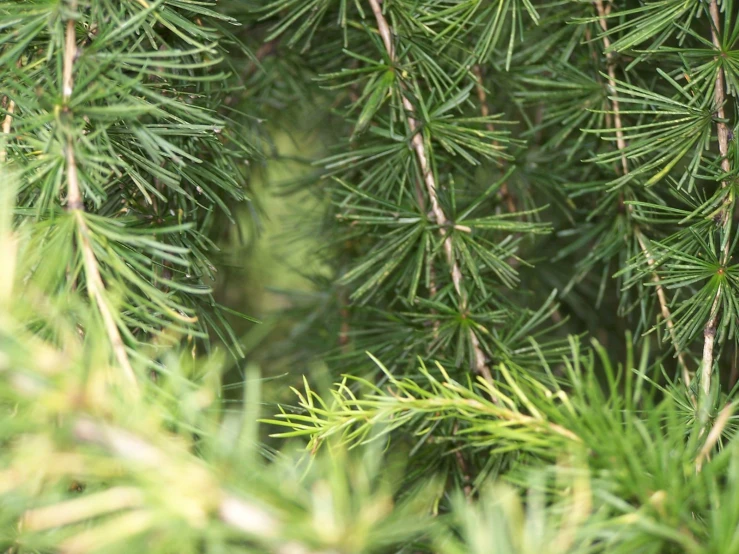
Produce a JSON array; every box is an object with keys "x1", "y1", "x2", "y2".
[
  {"x1": 367, "y1": 0, "x2": 493, "y2": 385},
  {"x1": 593, "y1": 0, "x2": 690, "y2": 387},
  {"x1": 62, "y1": 1, "x2": 138, "y2": 392}
]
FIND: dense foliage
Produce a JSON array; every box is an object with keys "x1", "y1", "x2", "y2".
[{"x1": 2, "y1": 0, "x2": 739, "y2": 552}]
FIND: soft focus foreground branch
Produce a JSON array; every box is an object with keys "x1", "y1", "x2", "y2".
[
  {"x1": 593, "y1": 0, "x2": 691, "y2": 388},
  {"x1": 17, "y1": 415, "x2": 300, "y2": 552},
  {"x1": 1, "y1": 98, "x2": 14, "y2": 163},
  {"x1": 62, "y1": 1, "x2": 138, "y2": 392},
  {"x1": 71, "y1": 418, "x2": 282, "y2": 539},
  {"x1": 367, "y1": 0, "x2": 494, "y2": 386}
]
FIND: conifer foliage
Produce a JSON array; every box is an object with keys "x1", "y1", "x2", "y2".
[
  {"x1": 3, "y1": 0, "x2": 739, "y2": 553},
  {"x1": 1, "y1": 0, "x2": 250, "y2": 373}
]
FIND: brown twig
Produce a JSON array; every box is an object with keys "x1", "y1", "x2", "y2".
[
  {"x1": 593, "y1": 1, "x2": 628, "y2": 176},
  {"x1": 367, "y1": 0, "x2": 494, "y2": 386},
  {"x1": 709, "y1": 1, "x2": 731, "y2": 179},
  {"x1": 635, "y1": 232, "x2": 691, "y2": 379},
  {"x1": 700, "y1": 0, "x2": 733, "y2": 403},
  {"x1": 593, "y1": 0, "x2": 691, "y2": 388},
  {"x1": 63, "y1": 2, "x2": 138, "y2": 392}
]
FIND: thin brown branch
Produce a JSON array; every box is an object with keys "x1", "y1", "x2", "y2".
[
  {"x1": 635, "y1": 232, "x2": 691, "y2": 384},
  {"x1": 367, "y1": 0, "x2": 494, "y2": 386},
  {"x1": 593, "y1": 1, "x2": 628, "y2": 176},
  {"x1": 709, "y1": 1, "x2": 731, "y2": 178},
  {"x1": 700, "y1": 0, "x2": 733, "y2": 403},
  {"x1": 702, "y1": 290, "x2": 722, "y2": 400},
  {"x1": 593, "y1": 0, "x2": 690, "y2": 388},
  {"x1": 63, "y1": 2, "x2": 138, "y2": 392}
]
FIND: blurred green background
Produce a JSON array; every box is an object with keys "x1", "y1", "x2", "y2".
[{"x1": 212, "y1": 122, "x2": 332, "y2": 400}]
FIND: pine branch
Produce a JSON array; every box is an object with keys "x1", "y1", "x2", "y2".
[
  {"x1": 367, "y1": 0, "x2": 494, "y2": 387},
  {"x1": 62, "y1": 1, "x2": 138, "y2": 392},
  {"x1": 700, "y1": 0, "x2": 734, "y2": 403},
  {"x1": 709, "y1": 1, "x2": 732, "y2": 179},
  {"x1": 269, "y1": 357, "x2": 582, "y2": 452},
  {"x1": 594, "y1": 0, "x2": 690, "y2": 388}
]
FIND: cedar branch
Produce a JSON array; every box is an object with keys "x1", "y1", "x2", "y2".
[
  {"x1": 594, "y1": 0, "x2": 691, "y2": 388},
  {"x1": 700, "y1": 0, "x2": 733, "y2": 403},
  {"x1": 367, "y1": 0, "x2": 494, "y2": 385},
  {"x1": 63, "y1": 1, "x2": 138, "y2": 392}
]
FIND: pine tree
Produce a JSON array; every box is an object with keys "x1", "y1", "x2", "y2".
[{"x1": 3, "y1": 0, "x2": 739, "y2": 553}]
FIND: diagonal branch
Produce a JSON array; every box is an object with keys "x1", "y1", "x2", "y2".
[
  {"x1": 63, "y1": 1, "x2": 138, "y2": 392},
  {"x1": 367, "y1": 0, "x2": 494, "y2": 385},
  {"x1": 635, "y1": 232, "x2": 690, "y2": 378},
  {"x1": 594, "y1": 0, "x2": 691, "y2": 388}
]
